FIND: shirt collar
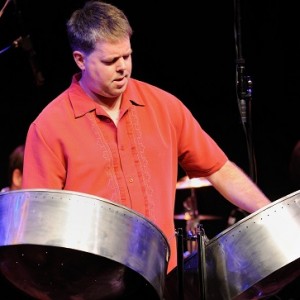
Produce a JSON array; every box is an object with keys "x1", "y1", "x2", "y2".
[{"x1": 68, "y1": 73, "x2": 144, "y2": 118}]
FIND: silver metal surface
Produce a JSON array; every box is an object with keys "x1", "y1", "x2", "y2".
[
  {"x1": 205, "y1": 190, "x2": 300, "y2": 300},
  {"x1": 0, "y1": 189, "x2": 170, "y2": 300}
]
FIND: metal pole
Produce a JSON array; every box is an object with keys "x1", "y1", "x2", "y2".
[
  {"x1": 176, "y1": 228, "x2": 185, "y2": 300},
  {"x1": 197, "y1": 224, "x2": 207, "y2": 300}
]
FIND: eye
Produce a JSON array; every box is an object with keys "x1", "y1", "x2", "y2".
[{"x1": 102, "y1": 58, "x2": 117, "y2": 65}]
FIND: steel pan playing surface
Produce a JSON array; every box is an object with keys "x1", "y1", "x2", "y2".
[
  {"x1": 205, "y1": 190, "x2": 300, "y2": 299},
  {"x1": 0, "y1": 189, "x2": 170, "y2": 300}
]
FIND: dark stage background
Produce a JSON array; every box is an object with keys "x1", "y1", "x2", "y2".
[
  {"x1": 0, "y1": 0, "x2": 300, "y2": 223},
  {"x1": 0, "y1": 0, "x2": 300, "y2": 298},
  {"x1": 1, "y1": 0, "x2": 299, "y2": 199},
  {"x1": 1, "y1": 0, "x2": 300, "y2": 243}
]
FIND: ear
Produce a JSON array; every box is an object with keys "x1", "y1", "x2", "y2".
[
  {"x1": 73, "y1": 51, "x2": 85, "y2": 71},
  {"x1": 11, "y1": 168, "x2": 22, "y2": 190}
]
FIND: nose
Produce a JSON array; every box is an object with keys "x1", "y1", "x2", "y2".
[{"x1": 116, "y1": 58, "x2": 126, "y2": 71}]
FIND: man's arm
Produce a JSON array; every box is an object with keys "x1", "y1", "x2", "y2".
[{"x1": 207, "y1": 160, "x2": 271, "y2": 213}]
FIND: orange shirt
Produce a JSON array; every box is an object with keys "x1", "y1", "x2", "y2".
[{"x1": 22, "y1": 73, "x2": 228, "y2": 273}]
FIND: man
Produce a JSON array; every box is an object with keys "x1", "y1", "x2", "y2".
[{"x1": 22, "y1": 0, "x2": 271, "y2": 297}]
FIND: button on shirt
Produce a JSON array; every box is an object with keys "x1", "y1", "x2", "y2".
[{"x1": 22, "y1": 73, "x2": 228, "y2": 273}]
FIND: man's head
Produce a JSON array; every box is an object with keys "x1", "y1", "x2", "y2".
[
  {"x1": 66, "y1": 1, "x2": 133, "y2": 54},
  {"x1": 67, "y1": 1, "x2": 133, "y2": 101}
]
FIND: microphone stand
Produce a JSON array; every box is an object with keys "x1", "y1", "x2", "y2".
[
  {"x1": 234, "y1": 0, "x2": 257, "y2": 183},
  {"x1": 0, "y1": 0, "x2": 45, "y2": 86}
]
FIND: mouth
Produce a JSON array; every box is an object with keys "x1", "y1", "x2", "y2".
[
  {"x1": 114, "y1": 76, "x2": 127, "y2": 87},
  {"x1": 115, "y1": 75, "x2": 127, "y2": 81}
]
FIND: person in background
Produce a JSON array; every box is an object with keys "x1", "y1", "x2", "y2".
[
  {"x1": 0, "y1": 143, "x2": 34, "y2": 299},
  {"x1": 22, "y1": 1, "x2": 271, "y2": 298},
  {"x1": 1, "y1": 144, "x2": 24, "y2": 192}
]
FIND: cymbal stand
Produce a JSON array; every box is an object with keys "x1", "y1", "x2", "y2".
[
  {"x1": 197, "y1": 223, "x2": 207, "y2": 300},
  {"x1": 184, "y1": 188, "x2": 199, "y2": 253},
  {"x1": 186, "y1": 224, "x2": 207, "y2": 300},
  {"x1": 175, "y1": 228, "x2": 185, "y2": 300},
  {"x1": 185, "y1": 188, "x2": 199, "y2": 218}
]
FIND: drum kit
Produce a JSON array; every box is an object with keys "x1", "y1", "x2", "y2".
[
  {"x1": 172, "y1": 175, "x2": 221, "y2": 300},
  {"x1": 175, "y1": 175, "x2": 222, "y2": 255}
]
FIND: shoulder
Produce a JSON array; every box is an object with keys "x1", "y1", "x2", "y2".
[
  {"x1": 127, "y1": 78, "x2": 197, "y2": 127},
  {"x1": 32, "y1": 91, "x2": 69, "y2": 123},
  {"x1": 130, "y1": 78, "x2": 176, "y2": 96},
  {"x1": 127, "y1": 78, "x2": 185, "y2": 107},
  {"x1": 32, "y1": 78, "x2": 83, "y2": 125}
]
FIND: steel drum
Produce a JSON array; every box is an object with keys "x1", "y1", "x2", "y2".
[
  {"x1": 0, "y1": 189, "x2": 170, "y2": 300},
  {"x1": 205, "y1": 190, "x2": 300, "y2": 299}
]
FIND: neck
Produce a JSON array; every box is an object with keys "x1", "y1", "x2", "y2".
[{"x1": 79, "y1": 79, "x2": 121, "y2": 122}]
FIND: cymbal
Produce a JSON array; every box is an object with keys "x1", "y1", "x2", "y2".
[
  {"x1": 174, "y1": 212, "x2": 222, "y2": 221},
  {"x1": 176, "y1": 176, "x2": 212, "y2": 189}
]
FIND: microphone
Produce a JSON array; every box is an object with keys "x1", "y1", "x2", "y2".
[
  {"x1": 0, "y1": 0, "x2": 12, "y2": 18},
  {"x1": 237, "y1": 63, "x2": 247, "y2": 124},
  {"x1": 13, "y1": 35, "x2": 45, "y2": 87}
]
